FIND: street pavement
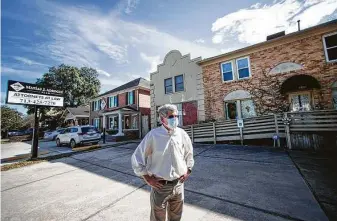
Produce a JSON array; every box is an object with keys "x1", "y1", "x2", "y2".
[
  {"x1": 1, "y1": 143, "x2": 328, "y2": 221},
  {"x1": 1, "y1": 140, "x2": 118, "y2": 164},
  {"x1": 1, "y1": 140, "x2": 72, "y2": 164}
]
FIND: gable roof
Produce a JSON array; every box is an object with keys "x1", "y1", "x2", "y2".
[
  {"x1": 67, "y1": 106, "x2": 90, "y2": 116},
  {"x1": 96, "y1": 77, "x2": 150, "y2": 98}
]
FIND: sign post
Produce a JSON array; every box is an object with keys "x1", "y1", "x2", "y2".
[
  {"x1": 6, "y1": 80, "x2": 64, "y2": 158},
  {"x1": 32, "y1": 106, "x2": 39, "y2": 158},
  {"x1": 237, "y1": 119, "x2": 244, "y2": 145}
]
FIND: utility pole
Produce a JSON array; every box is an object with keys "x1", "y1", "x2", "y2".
[{"x1": 31, "y1": 105, "x2": 39, "y2": 158}]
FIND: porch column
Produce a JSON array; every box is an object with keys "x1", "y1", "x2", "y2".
[
  {"x1": 117, "y1": 110, "x2": 124, "y2": 136},
  {"x1": 102, "y1": 115, "x2": 106, "y2": 129}
]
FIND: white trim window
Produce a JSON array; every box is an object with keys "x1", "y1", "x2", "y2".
[
  {"x1": 109, "y1": 116, "x2": 117, "y2": 129},
  {"x1": 174, "y1": 75, "x2": 184, "y2": 92},
  {"x1": 323, "y1": 32, "x2": 337, "y2": 62},
  {"x1": 127, "y1": 91, "x2": 135, "y2": 105},
  {"x1": 164, "y1": 78, "x2": 173, "y2": 94},
  {"x1": 221, "y1": 61, "x2": 234, "y2": 82},
  {"x1": 108, "y1": 96, "x2": 118, "y2": 108},
  {"x1": 236, "y1": 57, "x2": 251, "y2": 79},
  {"x1": 93, "y1": 100, "x2": 100, "y2": 111},
  {"x1": 93, "y1": 118, "x2": 100, "y2": 128}
]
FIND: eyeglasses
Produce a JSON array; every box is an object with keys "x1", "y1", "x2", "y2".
[{"x1": 168, "y1": 115, "x2": 178, "y2": 119}]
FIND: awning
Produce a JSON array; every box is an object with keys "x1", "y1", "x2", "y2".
[{"x1": 280, "y1": 74, "x2": 321, "y2": 94}]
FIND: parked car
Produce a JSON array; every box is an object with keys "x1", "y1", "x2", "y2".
[
  {"x1": 8, "y1": 130, "x2": 25, "y2": 137},
  {"x1": 44, "y1": 128, "x2": 65, "y2": 141},
  {"x1": 56, "y1": 126, "x2": 101, "y2": 148}
]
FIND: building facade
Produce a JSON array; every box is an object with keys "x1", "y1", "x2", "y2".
[
  {"x1": 63, "y1": 106, "x2": 90, "y2": 126},
  {"x1": 199, "y1": 20, "x2": 337, "y2": 121},
  {"x1": 150, "y1": 50, "x2": 206, "y2": 128},
  {"x1": 90, "y1": 78, "x2": 151, "y2": 138}
]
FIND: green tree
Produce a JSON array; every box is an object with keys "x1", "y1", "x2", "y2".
[
  {"x1": 27, "y1": 65, "x2": 101, "y2": 122},
  {"x1": 1, "y1": 105, "x2": 24, "y2": 131}
]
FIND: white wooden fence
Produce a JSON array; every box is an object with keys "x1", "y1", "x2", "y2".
[{"x1": 182, "y1": 110, "x2": 337, "y2": 149}]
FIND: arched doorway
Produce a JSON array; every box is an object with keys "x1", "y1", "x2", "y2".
[{"x1": 280, "y1": 74, "x2": 321, "y2": 112}]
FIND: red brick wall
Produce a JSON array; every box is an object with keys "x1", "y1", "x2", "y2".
[
  {"x1": 139, "y1": 107, "x2": 150, "y2": 115},
  {"x1": 182, "y1": 102, "x2": 198, "y2": 126},
  {"x1": 118, "y1": 93, "x2": 127, "y2": 107},
  {"x1": 202, "y1": 31, "x2": 337, "y2": 120},
  {"x1": 138, "y1": 89, "x2": 151, "y2": 108}
]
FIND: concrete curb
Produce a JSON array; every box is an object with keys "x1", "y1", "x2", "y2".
[{"x1": 1, "y1": 150, "x2": 50, "y2": 163}]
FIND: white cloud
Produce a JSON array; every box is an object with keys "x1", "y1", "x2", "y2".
[
  {"x1": 125, "y1": 0, "x2": 140, "y2": 14},
  {"x1": 212, "y1": 0, "x2": 337, "y2": 45},
  {"x1": 194, "y1": 38, "x2": 205, "y2": 44},
  {"x1": 1, "y1": 67, "x2": 43, "y2": 79},
  {"x1": 29, "y1": 0, "x2": 221, "y2": 93},
  {"x1": 140, "y1": 52, "x2": 161, "y2": 73},
  {"x1": 13, "y1": 56, "x2": 47, "y2": 66},
  {"x1": 97, "y1": 69, "x2": 111, "y2": 77}
]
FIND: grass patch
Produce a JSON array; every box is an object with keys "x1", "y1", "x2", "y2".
[{"x1": 1, "y1": 140, "x2": 10, "y2": 144}]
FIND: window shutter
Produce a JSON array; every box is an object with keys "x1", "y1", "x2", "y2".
[
  {"x1": 133, "y1": 90, "x2": 135, "y2": 104},
  {"x1": 92, "y1": 102, "x2": 94, "y2": 111},
  {"x1": 99, "y1": 100, "x2": 101, "y2": 110},
  {"x1": 116, "y1": 95, "x2": 119, "y2": 107},
  {"x1": 126, "y1": 92, "x2": 129, "y2": 105}
]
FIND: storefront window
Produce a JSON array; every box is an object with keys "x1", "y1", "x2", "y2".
[{"x1": 225, "y1": 99, "x2": 256, "y2": 120}]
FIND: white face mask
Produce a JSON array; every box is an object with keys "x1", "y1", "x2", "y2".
[{"x1": 167, "y1": 117, "x2": 179, "y2": 130}]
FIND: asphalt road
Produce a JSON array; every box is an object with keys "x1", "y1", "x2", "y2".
[{"x1": 1, "y1": 143, "x2": 328, "y2": 221}]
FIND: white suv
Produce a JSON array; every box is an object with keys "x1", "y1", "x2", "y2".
[{"x1": 56, "y1": 126, "x2": 101, "y2": 148}]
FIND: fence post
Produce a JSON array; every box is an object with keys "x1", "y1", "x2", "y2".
[
  {"x1": 239, "y1": 127, "x2": 243, "y2": 145},
  {"x1": 274, "y1": 114, "x2": 280, "y2": 148},
  {"x1": 284, "y1": 112, "x2": 292, "y2": 149},
  {"x1": 213, "y1": 122, "x2": 216, "y2": 144},
  {"x1": 191, "y1": 125, "x2": 194, "y2": 143}
]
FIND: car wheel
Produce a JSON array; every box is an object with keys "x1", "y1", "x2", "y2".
[
  {"x1": 70, "y1": 139, "x2": 77, "y2": 148},
  {"x1": 56, "y1": 139, "x2": 61, "y2": 147}
]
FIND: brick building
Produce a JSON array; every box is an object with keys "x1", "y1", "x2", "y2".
[
  {"x1": 150, "y1": 50, "x2": 205, "y2": 128},
  {"x1": 199, "y1": 20, "x2": 337, "y2": 121},
  {"x1": 90, "y1": 78, "x2": 151, "y2": 138}
]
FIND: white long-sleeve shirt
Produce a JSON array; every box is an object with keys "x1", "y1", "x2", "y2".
[{"x1": 131, "y1": 125, "x2": 194, "y2": 181}]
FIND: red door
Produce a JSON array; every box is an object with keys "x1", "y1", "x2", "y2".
[{"x1": 182, "y1": 102, "x2": 197, "y2": 126}]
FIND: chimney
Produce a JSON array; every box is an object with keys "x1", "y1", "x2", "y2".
[
  {"x1": 266, "y1": 31, "x2": 285, "y2": 41},
  {"x1": 297, "y1": 20, "x2": 301, "y2": 31}
]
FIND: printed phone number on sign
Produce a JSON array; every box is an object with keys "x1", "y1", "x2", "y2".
[{"x1": 19, "y1": 99, "x2": 56, "y2": 106}]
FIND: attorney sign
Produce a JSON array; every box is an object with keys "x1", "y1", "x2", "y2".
[{"x1": 6, "y1": 80, "x2": 64, "y2": 107}]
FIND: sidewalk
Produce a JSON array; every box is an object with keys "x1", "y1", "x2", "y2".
[{"x1": 1, "y1": 140, "x2": 137, "y2": 165}]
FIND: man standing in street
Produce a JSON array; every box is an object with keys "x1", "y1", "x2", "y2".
[{"x1": 131, "y1": 104, "x2": 194, "y2": 221}]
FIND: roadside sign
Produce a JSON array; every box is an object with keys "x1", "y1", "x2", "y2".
[
  {"x1": 6, "y1": 80, "x2": 64, "y2": 107},
  {"x1": 237, "y1": 119, "x2": 244, "y2": 128}
]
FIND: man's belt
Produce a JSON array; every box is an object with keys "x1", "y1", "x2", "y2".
[{"x1": 159, "y1": 179, "x2": 179, "y2": 184}]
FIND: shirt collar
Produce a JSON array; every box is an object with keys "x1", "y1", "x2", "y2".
[{"x1": 161, "y1": 125, "x2": 175, "y2": 135}]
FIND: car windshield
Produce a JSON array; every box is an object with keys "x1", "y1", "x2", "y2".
[
  {"x1": 81, "y1": 127, "x2": 98, "y2": 133},
  {"x1": 57, "y1": 129, "x2": 64, "y2": 132}
]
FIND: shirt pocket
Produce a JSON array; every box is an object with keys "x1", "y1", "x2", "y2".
[{"x1": 172, "y1": 139, "x2": 184, "y2": 159}]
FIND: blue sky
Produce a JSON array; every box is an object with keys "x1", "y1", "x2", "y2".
[{"x1": 2, "y1": 0, "x2": 337, "y2": 114}]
